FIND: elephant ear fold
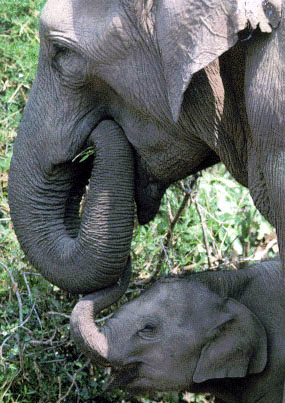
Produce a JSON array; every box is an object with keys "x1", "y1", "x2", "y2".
[
  {"x1": 193, "y1": 298, "x2": 267, "y2": 383},
  {"x1": 155, "y1": 0, "x2": 281, "y2": 121}
]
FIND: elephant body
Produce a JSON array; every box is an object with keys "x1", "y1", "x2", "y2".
[
  {"x1": 8, "y1": 1, "x2": 284, "y2": 292},
  {"x1": 7, "y1": 2, "x2": 285, "y2": 398},
  {"x1": 71, "y1": 260, "x2": 285, "y2": 402}
]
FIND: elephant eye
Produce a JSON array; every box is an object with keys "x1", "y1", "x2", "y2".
[
  {"x1": 138, "y1": 323, "x2": 157, "y2": 339},
  {"x1": 54, "y1": 44, "x2": 68, "y2": 55},
  {"x1": 51, "y1": 44, "x2": 88, "y2": 88},
  {"x1": 52, "y1": 45, "x2": 70, "y2": 72},
  {"x1": 142, "y1": 324, "x2": 155, "y2": 333}
]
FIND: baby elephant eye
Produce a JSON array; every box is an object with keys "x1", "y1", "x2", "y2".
[
  {"x1": 138, "y1": 323, "x2": 157, "y2": 338},
  {"x1": 142, "y1": 324, "x2": 155, "y2": 333}
]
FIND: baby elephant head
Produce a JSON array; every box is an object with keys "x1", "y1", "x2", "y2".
[{"x1": 70, "y1": 276, "x2": 267, "y2": 393}]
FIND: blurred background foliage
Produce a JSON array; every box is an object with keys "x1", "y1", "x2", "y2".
[{"x1": 0, "y1": 0, "x2": 277, "y2": 402}]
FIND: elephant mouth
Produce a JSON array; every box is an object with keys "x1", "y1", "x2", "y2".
[{"x1": 103, "y1": 364, "x2": 140, "y2": 392}]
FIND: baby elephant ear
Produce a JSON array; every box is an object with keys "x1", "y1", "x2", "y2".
[
  {"x1": 156, "y1": 0, "x2": 281, "y2": 121},
  {"x1": 193, "y1": 298, "x2": 267, "y2": 383}
]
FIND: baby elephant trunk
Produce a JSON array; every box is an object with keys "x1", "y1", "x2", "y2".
[{"x1": 70, "y1": 260, "x2": 132, "y2": 366}]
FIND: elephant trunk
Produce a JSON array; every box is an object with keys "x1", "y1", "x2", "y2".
[
  {"x1": 70, "y1": 260, "x2": 132, "y2": 366},
  {"x1": 8, "y1": 120, "x2": 134, "y2": 294}
]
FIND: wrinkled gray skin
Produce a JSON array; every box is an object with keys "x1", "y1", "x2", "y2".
[
  {"x1": 70, "y1": 260, "x2": 285, "y2": 402},
  {"x1": 8, "y1": 0, "x2": 284, "y2": 295}
]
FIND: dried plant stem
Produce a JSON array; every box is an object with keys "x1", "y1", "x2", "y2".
[
  {"x1": 56, "y1": 360, "x2": 90, "y2": 403},
  {"x1": 1, "y1": 262, "x2": 24, "y2": 325},
  {"x1": 193, "y1": 198, "x2": 214, "y2": 269},
  {"x1": 135, "y1": 174, "x2": 200, "y2": 285}
]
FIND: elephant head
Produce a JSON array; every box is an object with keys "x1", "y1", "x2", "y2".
[
  {"x1": 70, "y1": 267, "x2": 269, "y2": 395},
  {"x1": 8, "y1": 0, "x2": 281, "y2": 294}
]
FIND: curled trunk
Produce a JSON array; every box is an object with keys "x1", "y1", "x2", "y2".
[{"x1": 9, "y1": 120, "x2": 134, "y2": 294}]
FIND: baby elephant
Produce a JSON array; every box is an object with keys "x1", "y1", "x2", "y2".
[{"x1": 71, "y1": 260, "x2": 285, "y2": 402}]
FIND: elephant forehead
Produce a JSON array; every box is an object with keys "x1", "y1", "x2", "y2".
[
  {"x1": 40, "y1": 0, "x2": 131, "y2": 58},
  {"x1": 147, "y1": 280, "x2": 225, "y2": 314},
  {"x1": 136, "y1": 281, "x2": 215, "y2": 310},
  {"x1": 40, "y1": 0, "x2": 75, "y2": 38}
]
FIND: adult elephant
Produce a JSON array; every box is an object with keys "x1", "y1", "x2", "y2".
[{"x1": 8, "y1": 0, "x2": 284, "y2": 294}]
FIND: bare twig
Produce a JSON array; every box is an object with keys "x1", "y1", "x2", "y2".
[
  {"x1": 43, "y1": 359, "x2": 66, "y2": 364},
  {"x1": 57, "y1": 376, "x2": 62, "y2": 401},
  {"x1": 95, "y1": 312, "x2": 114, "y2": 323},
  {"x1": 159, "y1": 239, "x2": 173, "y2": 272},
  {"x1": 47, "y1": 312, "x2": 70, "y2": 319},
  {"x1": 166, "y1": 193, "x2": 174, "y2": 221},
  {"x1": 218, "y1": 193, "x2": 247, "y2": 256},
  {"x1": 29, "y1": 330, "x2": 57, "y2": 346},
  {"x1": 66, "y1": 372, "x2": 80, "y2": 403},
  {"x1": 33, "y1": 361, "x2": 44, "y2": 403},
  {"x1": 1, "y1": 262, "x2": 24, "y2": 325},
  {"x1": 21, "y1": 272, "x2": 41, "y2": 277},
  {"x1": 134, "y1": 174, "x2": 200, "y2": 285},
  {"x1": 0, "y1": 334, "x2": 15, "y2": 363},
  {"x1": 23, "y1": 272, "x2": 43, "y2": 331},
  {"x1": 193, "y1": 198, "x2": 214, "y2": 269},
  {"x1": 7, "y1": 83, "x2": 23, "y2": 103},
  {"x1": 56, "y1": 360, "x2": 90, "y2": 403},
  {"x1": 11, "y1": 299, "x2": 38, "y2": 333}
]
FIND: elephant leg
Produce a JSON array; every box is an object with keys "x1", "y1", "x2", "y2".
[
  {"x1": 251, "y1": 145, "x2": 285, "y2": 260},
  {"x1": 245, "y1": 13, "x2": 285, "y2": 267}
]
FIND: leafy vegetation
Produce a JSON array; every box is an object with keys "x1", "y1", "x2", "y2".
[{"x1": 0, "y1": 1, "x2": 277, "y2": 402}]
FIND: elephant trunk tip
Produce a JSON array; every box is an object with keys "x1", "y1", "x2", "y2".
[{"x1": 70, "y1": 261, "x2": 132, "y2": 364}]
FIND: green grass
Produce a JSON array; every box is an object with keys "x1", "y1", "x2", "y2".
[{"x1": 0, "y1": 1, "x2": 277, "y2": 402}]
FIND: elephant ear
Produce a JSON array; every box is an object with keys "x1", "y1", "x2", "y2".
[
  {"x1": 193, "y1": 298, "x2": 267, "y2": 383},
  {"x1": 155, "y1": 0, "x2": 282, "y2": 121}
]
